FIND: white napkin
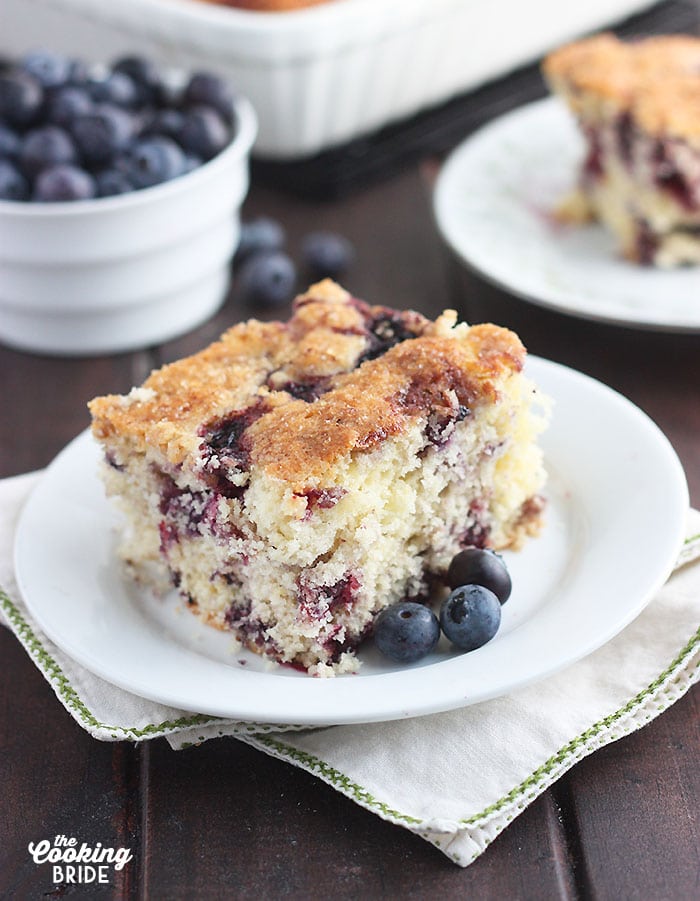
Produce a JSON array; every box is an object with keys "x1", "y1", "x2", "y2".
[{"x1": 2, "y1": 471, "x2": 699, "y2": 866}]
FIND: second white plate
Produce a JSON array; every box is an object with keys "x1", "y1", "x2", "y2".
[
  {"x1": 434, "y1": 97, "x2": 700, "y2": 332},
  {"x1": 14, "y1": 358, "x2": 688, "y2": 724}
]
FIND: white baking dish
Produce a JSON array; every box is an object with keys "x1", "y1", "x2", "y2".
[{"x1": 4, "y1": 0, "x2": 659, "y2": 158}]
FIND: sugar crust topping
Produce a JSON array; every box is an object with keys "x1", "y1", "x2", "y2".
[
  {"x1": 89, "y1": 280, "x2": 525, "y2": 487},
  {"x1": 544, "y1": 34, "x2": 700, "y2": 138}
]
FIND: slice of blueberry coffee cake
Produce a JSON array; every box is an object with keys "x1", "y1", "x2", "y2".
[
  {"x1": 89, "y1": 280, "x2": 549, "y2": 675},
  {"x1": 544, "y1": 34, "x2": 700, "y2": 266}
]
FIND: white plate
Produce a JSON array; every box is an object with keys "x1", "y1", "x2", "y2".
[
  {"x1": 434, "y1": 97, "x2": 700, "y2": 332},
  {"x1": 14, "y1": 358, "x2": 688, "y2": 725}
]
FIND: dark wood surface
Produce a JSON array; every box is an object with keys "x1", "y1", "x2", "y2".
[{"x1": 1, "y1": 158, "x2": 699, "y2": 899}]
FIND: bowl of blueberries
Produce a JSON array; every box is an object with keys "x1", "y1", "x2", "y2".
[{"x1": 0, "y1": 49, "x2": 257, "y2": 356}]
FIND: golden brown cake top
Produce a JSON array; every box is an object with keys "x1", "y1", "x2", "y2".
[
  {"x1": 89, "y1": 281, "x2": 525, "y2": 489},
  {"x1": 633, "y1": 76, "x2": 700, "y2": 138},
  {"x1": 543, "y1": 33, "x2": 700, "y2": 138}
]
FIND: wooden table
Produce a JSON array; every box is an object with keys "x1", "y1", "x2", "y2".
[{"x1": 2, "y1": 149, "x2": 699, "y2": 898}]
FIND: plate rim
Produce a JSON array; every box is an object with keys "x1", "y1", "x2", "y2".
[
  {"x1": 433, "y1": 96, "x2": 700, "y2": 334},
  {"x1": 13, "y1": 356, "x2": 689, "y2": 724}
]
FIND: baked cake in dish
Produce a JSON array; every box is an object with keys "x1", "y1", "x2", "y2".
[
  {"x1": 544, "y1": 34, "x2": 700, "y2": 266},
  {"x1": 89, "y1": 280, "x2": 549, "y2": 676}
]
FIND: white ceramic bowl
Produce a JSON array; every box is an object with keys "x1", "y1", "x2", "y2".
[
  {"x1": 6, "y1": 0, "x2": 657, "y2": 158},
  {"x1": 0, "y1": 96, "x2": 257, "y2": 356}
]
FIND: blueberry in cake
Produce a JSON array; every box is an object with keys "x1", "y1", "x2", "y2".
[
  {"x1": 89, "y1": 280, "x2": 549, "y2": 675},
  {"x1": 544, "y1": 34, "x2": 700, "y2": 266}
]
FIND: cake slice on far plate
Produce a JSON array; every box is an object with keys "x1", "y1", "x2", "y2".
[
  {"x1": 544, "y1": 33, "x2": 700, "y2": 266},
  {"x1": 89, "y1": 280, "x2": 549, "y2": 675}
]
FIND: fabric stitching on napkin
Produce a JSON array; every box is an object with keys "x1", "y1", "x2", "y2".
[
  {"x1": 0, "y1": 588, "x2": 219, "y2": 738},
  {"x1": 679, "y1": 531, "x2": 700, "y2": 565},
  {"x1": 251, "y1": 628, "x2": 700, "y2": 826},
  {"x1": 232, "y1": 624, "x2": 699, "y2": 865},
  {"x1": 449, "y1": 645, "x2": 700, "y2": 865},
  {"x1": 0, "y1": 587, "x2": 300, "y2": 740},
  {"x1": 460, "y1": 624, "x2": 700, "y2": 827}
]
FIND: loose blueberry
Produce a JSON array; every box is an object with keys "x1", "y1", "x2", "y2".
[
  {"x1": 440, "y1": 585, "x2": 501, "y2": 651},
  {"x1": 0, "y1": 159, "x2": 29, "y2": 200},
  {"x1": 183, "y1": 72, "x2": 234, "y2": 123},
  {"x1": 236, "y1": 216, "x2": 286, "y2": 261},
  {"x1": 373, "y1": 601, "x2": 440, "y2": 663},
  {"x1": 45, "y1": 85, "x2": 93, "y2": 127},
  {"x1": 33, "y1": 163, "x2": 96, "y2": 202},
  {"x1": 20, "y1": 125, "x2": 77, "y2": 178},
  {"x1": 446, "y1": 547, "x2": 512, "y2": 604},
  {"x1": 71, "y1": 104, "x2": 134, "y2": 165},
  {"x1": 95, "y1": 168, "x2": 133, "y2": 197},
  {"x1": 238, "y1": 251, "x2": 296, "y2": 307},
  {"x1": 178, "y1": 106, "x2": 230, "y2": 160},
  {"x1": 0, "y1": 124, "x2": 20, "y2": 160},
  {"x1": 120, "y1": 136, "x2": 187, "y2": 188},
  {"x1": 20, "y1": 50, "x2": 71, "y2": 89},
  {"x1": 0, "y1": 71, "x2": 43, "y2": 127},
  {"x1": 301, "y1": 230, "x2": 355, "y2": 278}
]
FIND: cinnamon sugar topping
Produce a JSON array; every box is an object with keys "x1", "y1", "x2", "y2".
[
  {"x1": 544, "y1": 34, "x2": 700, "y2": 139},
  {"x1": 89, "y1": 281, "x2": 525, "y2": 485}
]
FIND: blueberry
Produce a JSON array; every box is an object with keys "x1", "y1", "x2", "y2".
[
  {"x1": 45, "y1": 85, "x2": 93, "y2": 127},
  {"x1": 67, "y1": 58, "x2": 89, "y2": 85},
  {"x1": 20, "y1": 50, "x2": 71, "y2": 89},
  {"x1": 373, "y1": 601, "x2": 440, "y2": 663},
  {"x1": 183, "y1": 72, "x2": 234, "y2": 123},
  {"x1": 95, "y1": 168, "x2": 133, "y2": 197},
  {"x1": 236, "y1": 216, "x2": 286, "y2": 261},
  {"x1": 178, "y1": 106, "x2": 230, "y2": 160},
  {"x1": 112, "y1": 55, "x2": 164, "y2": 104},
  {"x1": 0, "y1": 71, "x2": 43, "y2": 127},
  {"x1": 71, "y1": 104, "x2": 134, "y2": 165},
  {"x1": 446, "y1": 547, "x2": 512, "y2": 604},
  {"x1": 301, "y1": 230, "x2": 355, "y2": 278},
  {"x1": 0, "y1": 56, "x2": 242, "y2": 204},
  {"x1": 0, "y1": 159, "x2": 29, "y2": 200},
  {"x1": 156, "y1": 80, "x2": 182, "y2": 111},
  {"x1": 33, "y1": 163, "x2": 96, "y2": 202},
  {"x1": 238, "y1": 251, "x2": 296, "y2": 307},
  {"x1": 88, "y1": 71, "x2": 139, "y2": 108},
  {"x1": 120, "y1": 136, "x2": 187, "y2": 189},
  {"x1": 20, "y1": 126, "x2": 77, "y2": 178},
  {"x1": 440, "y1": 585, "x2": 501, "y2": 651},
  {"x1": 183, "y1": 154, "x2": 203, "y2": 174},
  {"x1": 0, "y1": 124, "x2": 20, "y2": 160},
  {"x1": 141, "y1": 107, "x2": 185, "y2": 140}
]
